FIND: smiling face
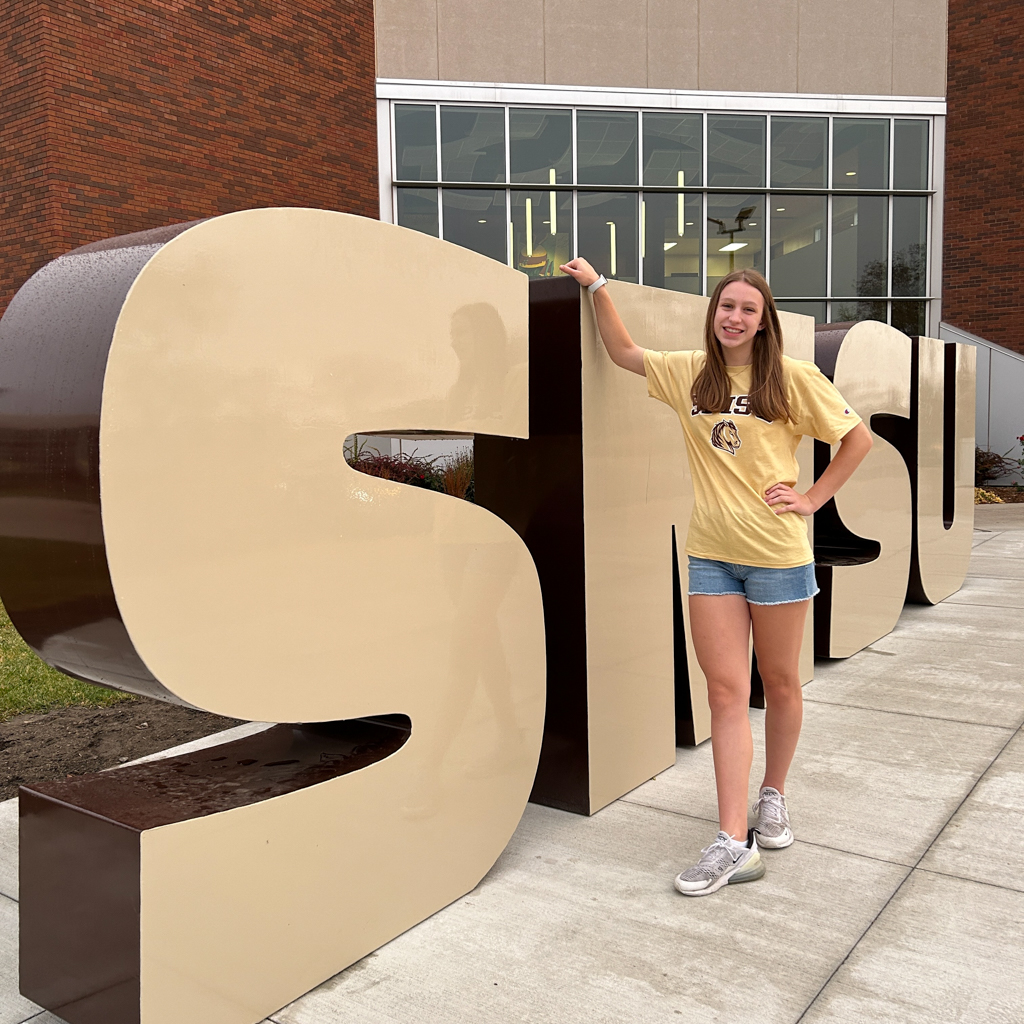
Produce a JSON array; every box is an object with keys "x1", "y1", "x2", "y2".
[{"x1": 713, "y1": 281, "x2": 765, "y2": 365}]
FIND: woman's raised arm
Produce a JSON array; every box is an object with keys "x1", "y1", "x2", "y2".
[{"x1": 559, "y1": 258, "x2": 647, "y2": 376}]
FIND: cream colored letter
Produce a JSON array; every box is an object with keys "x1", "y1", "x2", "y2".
[{"x1": 99, "y1": 210, "x2": 545, "y2": 1022}]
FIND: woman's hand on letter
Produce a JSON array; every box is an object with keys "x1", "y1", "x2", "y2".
[{"x1": 559, "y1": 257, "x2": 600, "y2": 289}]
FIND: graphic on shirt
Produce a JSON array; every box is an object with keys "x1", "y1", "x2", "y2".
[
  {"x1": 710, "y1": 418, "x2": 742, "y2": 456},
  {"x1": 692, "y1": 394, "x2": 771, "y2": 423}
]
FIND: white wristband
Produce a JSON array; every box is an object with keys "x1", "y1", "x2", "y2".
[{"x1": 587, "y1": 275, "x2": 608, "y2": 294}]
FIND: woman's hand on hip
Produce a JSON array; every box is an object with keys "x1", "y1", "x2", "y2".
[
  {"x1": 765, "y1": 483, "x2": 817, "y2": 517},
  {"x1": 559, "y1": 257, "x2": 600, "y2": 288}
]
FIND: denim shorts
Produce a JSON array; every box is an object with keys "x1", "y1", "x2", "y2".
[{"x1": 687, "y1": 556, "x2": 819, "y2": 606}]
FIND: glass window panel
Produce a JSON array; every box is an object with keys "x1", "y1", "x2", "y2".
[
  {"x1": 707, "y1": 115, "x2": 766, "y2": 188},
  {"x1": 642, "y1": 112, "x2": 702, "y2": 187},
  {"x1": 441, "y1": 189, "x2": 507, "y2": 263},
  {"x1": 891, "y1": 300, "x2": 927, "y2": 337},
  {"x1": 396, "y1": 187, "x2": 439, "y2": 237},
  {"x1": 770, "y1": 116, "x2": 826, "y2": 187},
  {"x1": 440, "y1": 106, "x2": 506, "y2": 183},
  {"x1": 892, "y1": 196, "x2": 927, "y2": 297},
  {"x1": 706, "y1": 194, "x2": 765, "y2": 294},
  {"x1": 775, "y1": 300, "x2": 827, "y2": 324},
  {"x1": 576, "y1": 111, "x2": 638, "y2": 186},
  {"x1": 769, "y1": 195, "x2": 826, "y2": 297},
  {"x1": 832, "y1": 300, "x2": 887, "y2": 324},
  {"x1": 577, "y1": 192, "x2": 639, "y2": 282},
  {"x1": 831, "y1": 195, "x2": 889, "y2": 297},
  {"x1": 394, "y1": 104, "x2": 437, "y2": 182},
  {"x1": 642, "y1": 192, "x2": 702, "y2": 293},
  {"x1": 833, "y1": 118, "x2": 889, "y2": 189},
  {"x1": 894, "y1": 120, "x2": 929, "y2": 190},
  {"x1": 510, "y1": 108, "x2": 572, "y2": 185},
  {"x1": 511, "y1": 190, "x2": 574, "y2": 277}
]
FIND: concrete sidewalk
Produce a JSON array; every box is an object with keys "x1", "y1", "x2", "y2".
[{"x1": 2, "y1": 505, "x2": 1022, "y2": 1024}]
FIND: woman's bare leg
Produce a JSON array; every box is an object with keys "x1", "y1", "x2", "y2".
[
  {"x1": 688, "y1": 594, "x2": 753, "y2": 840},
  {"x1": 750, "y1": 599, "x2": 811, "y2": 793}
]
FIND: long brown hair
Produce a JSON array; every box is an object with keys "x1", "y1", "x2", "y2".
[{"x1": 690, "y1": 269, "x2": 792, "y2": 423}]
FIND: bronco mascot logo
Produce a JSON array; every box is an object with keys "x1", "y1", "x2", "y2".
[{"x1": 710, "y1": 418, "x2": 742, "y2": 456}]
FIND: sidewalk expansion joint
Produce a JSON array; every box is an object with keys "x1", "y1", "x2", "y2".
[
  {"x1": 800, "y1": 697, "x2": 1019, "y2": 730},
  {"x1": 793, "y1": 722, "x2": 1024, "y2": 1023}
]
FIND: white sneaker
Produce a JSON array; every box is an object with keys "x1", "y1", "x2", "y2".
[
  {"x1": 753, "y1": 787, "x2": 794, "y2": 848},
  {"x1": 673, "y1": 829, "x2": 764, "y2": 896}
]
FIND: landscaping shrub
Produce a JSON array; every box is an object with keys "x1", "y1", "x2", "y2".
[{"x1": 346, "y1": 446, "x2": 475, "y2": 503}]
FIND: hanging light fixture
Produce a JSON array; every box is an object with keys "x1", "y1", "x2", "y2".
[
  {"x1": 677, "y1": 171, "x2": 685, "y2": 237},
  {"x1": 526, "y1": 197, "x2": 534, "y2": 257},
  {"x1": 549, "y1": 168, "x2": 557, "y2": 236},
  {"x1": 607, "y1": 221, "x2": 617, "y2": 277}
]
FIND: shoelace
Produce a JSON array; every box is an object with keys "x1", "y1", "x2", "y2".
[
  {"x1": 752, "y1": 791, "x2": 785, "y2": 824},
  {"x1": 683, "y1": 835, "x2": 739, "y2": 880}
]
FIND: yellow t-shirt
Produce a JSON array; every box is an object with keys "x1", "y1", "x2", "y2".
[{"x1": 643, "y1": 349, "x2": 862, "y2": 568}]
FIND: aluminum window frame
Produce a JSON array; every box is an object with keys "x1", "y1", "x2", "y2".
[{"x1": 383, "y1": 97, "x2": 942, "y2": 326}]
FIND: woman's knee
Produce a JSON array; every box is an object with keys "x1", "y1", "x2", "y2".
[
  {"x1": 760, "y1": 670, "x2": 802, "y2": 704},
  {"x1": 706, "y1": 677, "x2": 750, "y2": 716}
]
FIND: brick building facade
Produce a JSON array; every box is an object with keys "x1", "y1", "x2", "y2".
[
  {"x1": 0, "y1": 0, "x2": 378, "y2": 317},
  {"x1": 943, "y1": 0, "x2": 1024, "y2": 355}
]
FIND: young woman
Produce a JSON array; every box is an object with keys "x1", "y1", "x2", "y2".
[{"x1": 559, "y1": 258, "x2": 872, "y2": 897}]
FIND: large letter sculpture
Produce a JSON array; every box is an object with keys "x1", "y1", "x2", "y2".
[
  {"x1": 477, "y1": 278, "x2": 815, "y2": 813},
  {"x1": 812, "y1": 321, "x2": 914, "y2": 657},
  {"x1": 1, "y1": 211, "x2": 545, "y2": 1024},
  {"x1": 811, "y1": 321, "x2": 975, "y2": 655},
  {"x1": 3, "y1": 211, "x2": 977, "y2": 1020},
  {"x1": 908, "y1": 336, "x2": 976, "y2": 604}
]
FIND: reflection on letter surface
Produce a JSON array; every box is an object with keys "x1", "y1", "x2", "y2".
[{"x1": 8, "y1": 211, "x2": 545, "y2": 1024}]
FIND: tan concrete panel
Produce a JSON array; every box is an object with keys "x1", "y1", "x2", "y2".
[
  {"x1": 437, "y1": 0, "x2": 545, "y2": 84},
  {"x1": 581, "y1": 281, "x2": 702, "y2": 810},
  {"x1": 698, "y1": 0, "x2": 798, "y2": 93},
  {"x1": 544, "y1": 0, "x2": 648, "y2": 88},
  {"x1": 99, "y1": 210, "x2": 545, "y2": 1021},
  {"x1": 374, "y1": 0, "x2": 439, "y2": 80},
  {"x1": 829, "y1": 321, "x2": 913, "y2": 657},
  {"x1": 914, "y1": 339, "x2": 975, "y2": 603},
  {"x1": 892, "y1": 0, "x2": 948, "y2": 97},
  {"x1": 798, "y1": 0, "x2": 894, "y2": 96},
  {"x1": 647, "y1": 0, "x2": 699, "y2": 91}
]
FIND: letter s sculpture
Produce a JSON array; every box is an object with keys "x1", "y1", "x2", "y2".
[{"x1": 0, "y1": 210, "x2": 546, "y2": 1024}]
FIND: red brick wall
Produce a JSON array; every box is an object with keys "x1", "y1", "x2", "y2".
[
  {"x1": 0, "y1": 0, "x2": 377, "y2": 316},
  {"x1": 943, "y1": 0, "x2": 1024, "y2": 354}
]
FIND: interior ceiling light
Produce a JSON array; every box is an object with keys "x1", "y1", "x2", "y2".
[
  {"x1": 663, "y1": 241, "x2": 677, "y2": 251},
  {"x1": 478, "y1": 219, "x2": 487, "y2": 223},
  {"x1": 719, "y1": 242, "x2": 748, "y2": 252},
  {"x1": 846, "y1": 171, "x2": 856, "y2": 176},
  {"x1": 685, "y1": 221, "x2": 694, "y2": 226},
  {"x1": 748, "y1": 222, "x2": 757, "y2": 226},
  {"x1": 776, "y1": 207, "x2": 786, "y2": 212}
]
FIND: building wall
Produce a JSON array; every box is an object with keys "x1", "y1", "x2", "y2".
[
  {"x1": 374, "y1": 0, "x2": 948, "y2": 97},
  {"x1": 0, "y1": 0, "x2": 378, "y2": 317},
  {"x1": 943, "y1": 0, "x2": 1023, "y2": 355}
]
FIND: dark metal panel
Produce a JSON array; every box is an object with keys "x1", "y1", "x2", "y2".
[
  {"x1": 475, "y1": 276, "x2": 590, "y2": 814},
  {"x1": 20, "y1": 790, "x2": 141, "y2": 1024},
  {"x1": 0, "y1": 223, "x2": 200, "y2": 702},
  {"x1": 18, "y1": 715, "x2": 411, "y2": 1023},
  {"x1": 25, "y1": 716, "x2": 411, "y2": 830}
]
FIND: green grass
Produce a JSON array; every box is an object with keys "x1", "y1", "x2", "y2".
[{"x1": 0, "y1": 602, "x2": 135, "y2": 722}]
